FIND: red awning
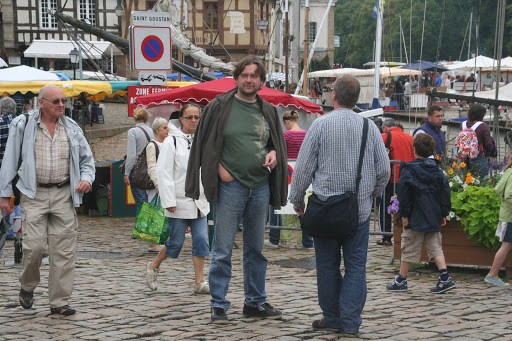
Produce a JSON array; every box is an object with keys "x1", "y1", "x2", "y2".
[{"x1": 133, "y1": 78, "x2": 323, "y2": 115}]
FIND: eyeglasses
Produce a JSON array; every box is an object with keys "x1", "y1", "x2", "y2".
[
  {"x1": 182, "y1": 115, "x2": 200, "y2": 120},
  {"x1": 42, "y1": 98, "x2": 68, "y2": 105}
]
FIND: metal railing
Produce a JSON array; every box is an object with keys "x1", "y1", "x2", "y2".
[{"x1": 265, "y1": 160, "x2": 402, "y2": 239}]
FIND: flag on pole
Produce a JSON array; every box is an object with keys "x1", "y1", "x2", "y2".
[{"x1": 372, "y1": 0, "x2": 384, "y2": 19}]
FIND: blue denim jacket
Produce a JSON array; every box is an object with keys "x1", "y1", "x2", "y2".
[{"x1": 0, "y1": 111, "x2": 95, "y2": 207}]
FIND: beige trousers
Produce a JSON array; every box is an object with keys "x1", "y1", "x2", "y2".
[{"x1": 19, "y1": 185, "x2": 78, "y2": 308}]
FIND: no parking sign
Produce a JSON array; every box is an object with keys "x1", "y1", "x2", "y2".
[{"x1": 130, "y1": 26, "x2": 172, "y2": 71}]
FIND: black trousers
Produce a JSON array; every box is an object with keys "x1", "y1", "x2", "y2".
[{"x1": 378, "y1": 182, "x2": 396, "y2": 242}]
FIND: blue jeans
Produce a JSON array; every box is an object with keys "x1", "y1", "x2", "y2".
[
  {"x1": 268, "y1": 206, "x2": 282, "y2": 245},
  {"x1": 129, "y1": 172, "x2": 148, "y2": 217},
  {"x1": 469, "y1": 156, "x2": 488, "y2": 181},
  {"x1": 313, "y1": 218, "x2": 370, "y2": 334},
  {"x1": 210, "y1": 179, "x2": 270, "y2": 310},
  {"x1": 164, "y1": 216, "x2": 209, "y2": 258}
]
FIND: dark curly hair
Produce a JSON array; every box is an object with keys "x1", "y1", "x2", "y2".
[{"x1": 413, "y1": 133, "x2": 436, "y2": 158}]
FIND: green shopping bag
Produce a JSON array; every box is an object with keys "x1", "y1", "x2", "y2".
[{"x1": 132, "y1": 195, "x2": 170, "y2": 244}]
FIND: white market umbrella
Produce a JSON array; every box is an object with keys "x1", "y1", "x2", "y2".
[
  {"x1": 500, "y1": 56, "x2": 512, "y2": 68},
  {"x1": 447, "y1": 55, "x2": 498, "y2": 71},
  {"x1": 0, "y1": 58, "x2": 7, "y2": 68},
  {"x1": 0, "y1": 65, "x2": 60, "y2": 82}
]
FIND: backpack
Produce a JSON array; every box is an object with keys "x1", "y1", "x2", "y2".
[{"x1": 455, "y1": 121, "x2": 483, "y2": 160}]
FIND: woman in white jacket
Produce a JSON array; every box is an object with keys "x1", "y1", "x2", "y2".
[{"x1": 145, "y1": 104, "x2": 210, "y2": 294}]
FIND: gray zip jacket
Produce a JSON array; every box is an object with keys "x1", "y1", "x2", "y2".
[{"x1": 0, "y1": 111, "x2": 95, "y2": 207}]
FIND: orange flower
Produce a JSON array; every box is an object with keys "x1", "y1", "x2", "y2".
[
  {"x1": 451, "y1": 161, "x2": 457, "y2": 168},
  {"x1": 465, "y1": 173, "x2": 473, "y2": 184},
  {"x1": 435, "y1": 154, "x2": 441, "y2": 160},
  {"x1": 459, "y1": 162, "x2": 466, "y2": 168}
]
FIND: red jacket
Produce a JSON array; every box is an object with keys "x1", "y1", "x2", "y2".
[{"x1": 381, "y1": 127, "x2": 415, "y2": 183}]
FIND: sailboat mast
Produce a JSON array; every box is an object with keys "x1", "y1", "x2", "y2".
[
  {"x1": 373, "y1": 0, "x2": 383, "y2": 108},
  {"x1": 303, "y1": 0, "x2": 309, "y2": 96},
  {"x1": 468, "y1": 12, "x2": 472, "y2": 59}
]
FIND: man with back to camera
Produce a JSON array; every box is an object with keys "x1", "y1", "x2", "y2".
[
  {"x1": 0, "y1": 84, "x2": 95, "y2": 316},
  {"x1": 289, "y1": 75, "x2": 390, "y2": 336},
  {"x1": 185, "y1": 55, "x2": 288, "y2": 324},
  {"x1": 413, "y1": 105, "x2": 446, "y2": 157}
]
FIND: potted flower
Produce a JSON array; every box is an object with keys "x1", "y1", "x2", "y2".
[{"x1": 392, "y1": 157, "x2": 512, "y2": 277}]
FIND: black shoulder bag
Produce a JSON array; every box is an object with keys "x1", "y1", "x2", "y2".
[
  {"x1": 130, "y1": 140, "x2": 159, "y2": 190},
  {"x1": 120, "y1": 126, "x2": 151, "y2": 174},
  {"x1": 301, "y1": 118, "x2": 369, "y2": 240}
]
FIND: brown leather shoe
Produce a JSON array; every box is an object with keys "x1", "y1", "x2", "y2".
[
  {"x1": 50, "y1": 305, "x2": 76, "y2": 316},
  {"x1": 19, "y1": 288, "x2": 34, "y2": 309}
]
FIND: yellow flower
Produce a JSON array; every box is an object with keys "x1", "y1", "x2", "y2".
[
  {"x1": 466, "y1": 173, "x2": 473, "y2": 184},
  {"x1": 451, "y1": 161, "x2": 457, "y2": 168},
  {"x1": 448, "y1": 168, "x2": 454, "y2": 175}
]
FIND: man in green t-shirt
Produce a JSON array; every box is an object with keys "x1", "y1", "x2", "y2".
[{"x1": 185, "y1": 55, "x2": 288, "y2": 324}]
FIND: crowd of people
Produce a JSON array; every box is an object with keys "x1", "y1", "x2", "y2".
[{"x1": 0, "y1": 57, "x2": 511, "y2": 337}]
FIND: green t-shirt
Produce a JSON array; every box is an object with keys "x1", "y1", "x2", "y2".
[{"x1": 220, "y1": 95, "x2": 271, "y2": 189}]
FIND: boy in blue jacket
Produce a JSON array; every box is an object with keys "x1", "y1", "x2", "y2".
[{"x1": 386, "y1": 133, "x2": 455, "y2": 293}]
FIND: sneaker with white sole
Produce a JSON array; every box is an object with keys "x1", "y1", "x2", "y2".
[
  {"x1": 430, "y1": 277, "x2": 455, "y2": 294},
  {"x1": 194, "y1": 280, "x2": 210, "y2": 294},
  {"x1": 484, "y1": 275, "x2": 510, "y2": 287},
  {"x1": 146, "y1": 261, "x2": 159, "y2": 291},
  {"x1": 386, "y1": 277, "x2": 408, "y2": 292}
]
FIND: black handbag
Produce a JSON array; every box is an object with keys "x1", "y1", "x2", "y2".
[
  {"x1": 301, "y1": 118, "x2": 369, "y2": 240},
  {"x1": 130, "y1": 141, "x2": 159, "y2": 190},
  {"x1": 120, "y1": 126, "x2": 151, "y2": 174}
]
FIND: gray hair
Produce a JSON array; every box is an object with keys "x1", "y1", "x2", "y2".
[
  {"x1": 0, "y1": 97, "x2": 17, "y2": 115},
  {"x1": 333, "y1": 75, "x2": 360, "y2": 108},
  {"x1": 382, "y1": 119, "x2": 396, "y2": 128},
  {"x1": 152, "y1": 117, "x2": 168, "y2": 132}
]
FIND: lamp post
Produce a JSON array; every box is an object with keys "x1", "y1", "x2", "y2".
[
  {"x1": 69, "y1": 48, "x2": 79, "y2": 80},
  {"x1": 115, "y1": 1, "x2": 123, "y2": 36}
]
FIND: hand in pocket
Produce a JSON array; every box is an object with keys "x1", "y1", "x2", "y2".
[{"x1": 218, "y1": 163, "x2": 234, "y2": 182}]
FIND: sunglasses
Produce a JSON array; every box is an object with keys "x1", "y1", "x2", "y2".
[
  {"x1": 182, "y1": 115, "x2": 200, "y2": 120},
  {"x1": 42, "y1": 98, "x2": 68, "y2": 105}
]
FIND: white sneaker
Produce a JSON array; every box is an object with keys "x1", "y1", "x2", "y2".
[
  {"x1": 194, "y1": 280, "x2": 210, "y2": 294},
  {"x1": 146, "y1": 261, "x2": 159, "y2": 291},
  {"x1": 264, "y1": 239, "x2": 278, "y2": 248}
]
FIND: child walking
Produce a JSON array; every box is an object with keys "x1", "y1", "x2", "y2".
[
  {"x1": 484, "y1": 160, "x2": 512, "y2": 286},
  {"x1": 386, "y1": 133, "x2": 455, "y2": 293}
]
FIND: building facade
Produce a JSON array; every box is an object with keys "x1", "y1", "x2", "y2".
[{"x1": 0, "y1": 0, "x2": 277, "y2": 79}]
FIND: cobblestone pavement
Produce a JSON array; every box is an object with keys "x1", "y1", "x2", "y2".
[{"x1": 1, "y1": 216, "x2": 511, "y2": 340}]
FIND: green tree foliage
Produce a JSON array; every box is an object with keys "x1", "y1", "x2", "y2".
[{"x1": 335, "y1": 0, "x2": 511, "y2": 67}]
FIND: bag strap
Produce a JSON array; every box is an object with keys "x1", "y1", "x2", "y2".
[
  {"x1": 137, "y1": 125, "x2": 151, "y2": 143},
  {"x1": 17, "y1": 113, "x2": 30, "y2": 169},
  {"x1": 150, "y1": 193, "x2": 161, "y2": 207},
  {"x1": 355, "y1": 118, "x2": 369, "y2": 194},
  {"x1": 385, "y1": 131, "x2": 392, "y2": 150},
  {"x1": 151, "y1": 141, "x2": 160, "y2": 160}
]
